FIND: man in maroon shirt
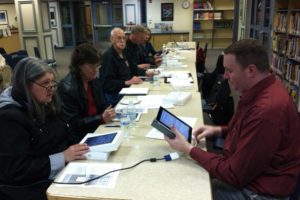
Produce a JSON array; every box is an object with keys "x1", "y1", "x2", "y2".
[{"x1": 165, "y1": 39, "x2": 300, "y2": 200}]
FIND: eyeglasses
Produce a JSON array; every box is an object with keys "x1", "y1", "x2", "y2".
[{"x1": 33, "y1": 80, "x2": 58, "y2": 91}]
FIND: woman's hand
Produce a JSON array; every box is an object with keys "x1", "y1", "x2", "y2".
[
  {"x1": 193, "y1": 125, "x2": 222, "y2": 143},
  {"x1": 102, "y1": 105, "x2": 116, "y2": 123},
  {"x1": 64, "y1": 143, "x2": 89, "y2": 163}
]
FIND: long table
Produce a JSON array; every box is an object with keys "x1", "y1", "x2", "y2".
[{"x1": 46, "y1": 42, "x2": 212, "y2": 200}]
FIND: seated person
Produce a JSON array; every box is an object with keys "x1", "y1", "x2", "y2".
[
  {"x1": 164, "y1": 39, "x2": 300, "y2": 200},
  {"x1": 58, "y1": 44, "x2": 115, "y2": 143},
  {"x1": 0, "y1": 57, "x2": 89, "y2": 200},
  {"x1": 100, "y1": 27, "x2": 143, "y2": 106},
  {"x1": 140, "y1": 28, "x2": 162, "y2": 66},
  {"x1": 0, "y1": 54, "x2": 12, "y2": 93},
  {"x1": 125, "y1": 25, "x2": 156, "y2": 74}
]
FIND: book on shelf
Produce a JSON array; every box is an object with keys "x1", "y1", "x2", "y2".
[
  {"x1": 214, "y1": 12, "x2": 223, "y2": 20},
  {"x1": 298, "y1": 96, "x2": 300, "y2": 112},
  {"x1": 275, "y1": 12, "x2": 287, "y2": 32},
  {"x1": 193, "y1": 0, "x2": 213, "y2": 10},
  {"x1": 273, "y1": 33, "x2": 287, "y2": 54},
  {"x1": 297, "y1": 13, "x2": 300, "y2": 35}
]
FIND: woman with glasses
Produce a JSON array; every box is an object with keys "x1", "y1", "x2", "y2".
[
  {"x1": 0, "y1": 57, "x2": 89, "y2": 200},
  {"x1": 58, "y1": 43, "x2": 115, "y2": 144}
]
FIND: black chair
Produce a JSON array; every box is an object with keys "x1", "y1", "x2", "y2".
[
  {"x1": 33, "y1": 47, "x2": 56, "y2": 68},
  {"x1": 290, "y1": 168, "x2": 300, "y2": 200},
  {"x1": 196, "y1": 42, "x2": 208, "y2": 74},
  {"x1": 2, "y1": 50, "x2": 28, "y2": 70},
  {"x1": 0, "y1": 47, "x2": 7, "y2": 55},
  {"x1": 9, "y1": 50, "x2": 28, "y2": 70},
  {"x1": 2, "y1": 54, "x2": 13, "y2": 69}
]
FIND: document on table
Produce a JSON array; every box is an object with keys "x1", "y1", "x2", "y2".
[
  {"x1": 119, "y1": 87, "x2": 149, "y2": 95},
  {"x1": 55, "y1": 162, "x2": 122, "y2": 188},
  {"x1": 146, "y1": 117, "x2": 198, "y2": 140},
  {"x1": 137, "y1": 95, "x2": 174, "y2": 109}
]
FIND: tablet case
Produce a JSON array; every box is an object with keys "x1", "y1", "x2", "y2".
[{"x1": 151, "y1": 119, "x2": 176, "y2": 139}]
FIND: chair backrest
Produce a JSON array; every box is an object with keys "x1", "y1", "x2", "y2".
[
  {"x1": 203, "y1": 42, "x2": 208, "y2": 60},
  {"x1": 212, "y1": 54, "x2": 224, "y2": 75},
  {"x1": 33, "y1": 47, "x2": 41, "y2": 58},
  {"x1": 2, "y1": 54, "x2": 13, "y2": 69},
  {"x1": 0, "y1": 47, "x2": 7, "y2": 55},
  {"x1": 290, "y1": 173, "x2": 300, "y2": 200}
]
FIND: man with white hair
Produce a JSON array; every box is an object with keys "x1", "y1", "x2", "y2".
[{"x1": 100, "y1": 27, "x2": 143, "y2": 106}]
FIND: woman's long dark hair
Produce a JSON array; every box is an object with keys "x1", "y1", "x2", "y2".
[{"x1": 11, "y1": 57, "x2": 60, "y2": 123}]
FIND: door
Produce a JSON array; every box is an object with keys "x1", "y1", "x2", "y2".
[
  {"x1": 60, "y1": 1, "x2": 88, "y2": 47},
  {"x1": 61, "y1": 1, "x2": 75, "y2": 46},
  {"x1": 92, "y1": 0, "x2": 123, "y2": 49}
]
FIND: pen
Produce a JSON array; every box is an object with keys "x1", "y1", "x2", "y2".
[{"x1": 105, "y1": 125, "x2": 121, "y2": 128}]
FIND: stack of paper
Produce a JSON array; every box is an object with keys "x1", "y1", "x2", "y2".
[{"x1": 119, "y1": 87, "x2": 149, "y2": 95}]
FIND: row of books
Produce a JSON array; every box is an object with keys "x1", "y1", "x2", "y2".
[
  {"x1": 272, "y1": 54, "x2": 300, "y2": 85},
  {"x1": 272, "y1": 53, "x2": 286, "y2": 75},
  {"x1": 272, "y1": 33, "x2": 300, "y2": 61},
  {"x1": 272, "y1": 54, "x2": 300, "y2": 112},
  {"x1": 194, "y1": 1, "x2": 213, "y2": 10},
  {"x1": 285, "y1": 62, "x2": 300, "y2": 86},
  {"x1": 193, "y1": 12, "x2": 223, "y2": 20},
  {"x1": 275, "y1": 13, "x2": 287, "y2": 33},
  {"x1": 283, "y1": 80, "x2": 300, "y2": 111},
  {"x1": 288, "y1": 12, "x2": 300, "y2": 35},
  {"x1": 272, "y1": 34, "x2": 287, "y2": 54},
  {"x1": 214, "y1": 21, "x2": 233, "y2": 28},
  {"x1": 275, "y1": 11, "x2": 300, "y2": 35},
  {"x1": 287, "y1": 37, "x2": 300, "y2": 61}
]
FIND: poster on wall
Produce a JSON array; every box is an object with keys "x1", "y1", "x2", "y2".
[
  {"x1": 0, "y1": 10, "x2": 8, "y2": 25},
  {"x1": 161, "y1": 3, "x2": 173, "y2": 21}
]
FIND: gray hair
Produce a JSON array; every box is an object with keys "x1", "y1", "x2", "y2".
[
  {"x1": 11, "y1": 57, "x2": 60, "y2": 122},
  {"x1": 111, "y1": 27, "x2": 124, "y2": 37},
  {"x1": 130, "y1": 25, "x2": 145, "y2": 35}
]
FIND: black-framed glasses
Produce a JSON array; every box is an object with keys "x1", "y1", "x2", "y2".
[{"x1": 33, "y1": 80, "x2": 58, "y2": 91}]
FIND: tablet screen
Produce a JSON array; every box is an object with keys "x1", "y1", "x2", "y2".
[
  {"x1": 84, "y1": 132, "x2": 117, "y2": 146},
  {"x1": 158, "y1": 108, "x2": 191, "y2": 141}
]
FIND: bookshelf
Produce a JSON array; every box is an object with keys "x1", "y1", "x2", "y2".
[
  {"x1": 272, "y1": 0, "x2": 300, "y2": 112},
  {"x1": 192, "y1": 0, "x2": 234, "y2": 49}
]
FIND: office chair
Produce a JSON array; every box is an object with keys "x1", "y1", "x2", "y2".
[
  {"x1": 290, "y1": 173, "x2": 300, "y2": 200},
  {"x1": 0, "y1": 47, "x2": 7, "y2": 55},
  {"x1": 196, "y1": 42, "x2": 208, "y2": 74},
  {"x1": 33, "y1": 47, "x2": 56, "y2": 68},
  {"x1": 9, "y1": 50, "x2": 29, "y2": 70}
]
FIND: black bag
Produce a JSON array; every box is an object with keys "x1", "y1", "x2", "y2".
[{"x1": 202, "y1": 74, "x2": 234, "y2": 125}]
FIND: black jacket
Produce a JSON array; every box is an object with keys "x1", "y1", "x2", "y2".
[
  {"x1": 0, "y1": 90, "x2": 70, "y2": 200},
  {"x1": 58, "y1": 73, "x2": 108, "y2": 143},
  {"x1": 125, "y1": 39, "x2": 146, "y2": 76},
  {"x1": 100, "y1": 46, "x2": 137, "y2": 94}
]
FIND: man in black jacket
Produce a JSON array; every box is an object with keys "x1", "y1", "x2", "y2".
[{"x1": 100, "y1": 27, "x2": 143, "y2": 105}]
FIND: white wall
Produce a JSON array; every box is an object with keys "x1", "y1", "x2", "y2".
[
  {"x1": 0, "y1": 4, "x2": 18, "y2": 29},
  {"x1": 146, "y1": 0, "x2": 193, "y2": 39}
]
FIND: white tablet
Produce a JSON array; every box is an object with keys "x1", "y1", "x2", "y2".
[{"x1": 80, "y1": 131, "x2": 124, "y2": 152}]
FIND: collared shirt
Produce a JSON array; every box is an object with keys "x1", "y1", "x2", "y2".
[{"x1": 190, "y1": 74, "x2": 300, "y2": 197}]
